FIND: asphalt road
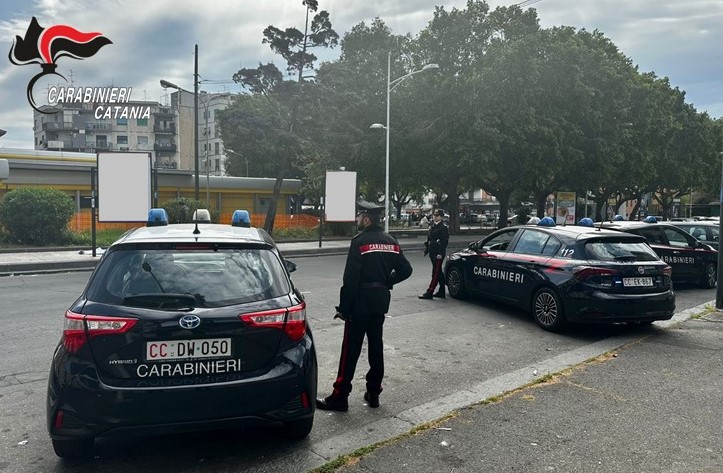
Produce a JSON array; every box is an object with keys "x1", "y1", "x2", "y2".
[{"x1": 0, "y1": 251, "x2": 714, "y2": 472}]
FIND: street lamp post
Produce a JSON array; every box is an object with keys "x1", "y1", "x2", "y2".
[
  {"x1": 160, "y1": 44, "x2": 200, "y2": 201},
  {"x1": 370, "y1": 52, "x2": 438, "y2": 232},
  {"x1": 225, "y1": 149, "x2": 249, "y2": 177}
]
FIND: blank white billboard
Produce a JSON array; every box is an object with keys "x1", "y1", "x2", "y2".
[
  {"x1": 325, "y1": 171, "x2": 357, "y2": 222},
  {"x1": 98, "y1": 152, "x2": 151, "y2": 222}
]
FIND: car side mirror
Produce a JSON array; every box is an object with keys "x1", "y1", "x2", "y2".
[
  {"x1": 284, "y1": 260, "x2": 297, "y2": 273},
  {"x1": 468, "y1": 241, "x2": 478, "y2": 251}
]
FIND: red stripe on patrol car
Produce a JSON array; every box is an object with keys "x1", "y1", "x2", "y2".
[{"x1": 360, "y1": 244, "x2": 400, "y2": 255}]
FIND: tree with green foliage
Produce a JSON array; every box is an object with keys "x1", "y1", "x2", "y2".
[
  {"x1": 219, "y1": 0, "x2": 338, "y2": 234},
  {"x1": 160, "y1": 197, "x2": 218, "y2": 223},
  {"x1": 0, "y1": 187, "x2": 74, "y2": 245}
]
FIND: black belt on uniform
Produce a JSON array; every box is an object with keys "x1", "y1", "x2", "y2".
[{"x1": 359, "y1": 282, "x2": 388, "y2": 289}]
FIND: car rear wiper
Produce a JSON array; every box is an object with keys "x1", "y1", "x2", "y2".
[
  {"x1": 613, "y1": 255, "x2": 637, "y2": 262},
  {"x1": 123, "y1": 293, "x2": 204, "y2": 309}
]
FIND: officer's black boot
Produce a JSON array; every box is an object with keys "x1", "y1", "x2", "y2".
[
  {"x1": 364, "y1": 392, "x2": 380, "y2": 408},
  {"x1": 316, "y1": 394, "x2": 349, "y2": 412},
  {"x1": 418, "y1": 291, "x2": 433, "y2": 300},
  {"x1": 433, "y1": 285, "x2": 445, "y2": 299}
]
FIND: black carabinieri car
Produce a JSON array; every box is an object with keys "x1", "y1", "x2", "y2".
[
  {"x1": 47, "y1": 210, "x2": 316, "y2": 459},
  {"x1": 599, "y1": 220, "x2": 718, "y2": 288},
  {"x1": 443, "y1": 224, "x2": 675, "y2": 331}
]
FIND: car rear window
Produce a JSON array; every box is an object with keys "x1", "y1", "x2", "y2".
[
  {"x1": 584, "y1": 240, "x2": 660, "y2": 262},
  {"x1": 86, "y1": 247, "x2": 291, "y2": 308}
]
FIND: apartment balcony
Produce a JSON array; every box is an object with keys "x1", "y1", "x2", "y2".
[
  {"x1": 42, "y1": 122, "x2": 76, "y2": 131},
  {"x1": 154, "y1": 108, "x2": 174, "y2": 117},
  {"x1": 154, "y1": 160, "x2": 178, "y2": 169},
  {"x1": 85, "y1": 122, "x2": 112, "y2": 131},
  {"x1": 154, "y1": 143, "x2": 177, "y2": 153},
  {"x1": 153, "y1": 123, "x2": 176, "y2": 134},
  {"x1": 94, "y1": 142, "x2": 114, "y2": 150}
]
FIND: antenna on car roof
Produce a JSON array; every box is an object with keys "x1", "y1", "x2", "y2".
[{"x1": 193, "y1": 221, "x2": 201, "y2": 235}]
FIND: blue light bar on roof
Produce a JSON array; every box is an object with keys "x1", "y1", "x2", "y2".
[
  {"x1": 147, "y1": 208, "x2": 169, "y2": 227},
  {"x1": 537, "y1": 216, "x2": 555, "y2": 227},
  {"x1": 232, "y1": 209, "x2": 251, "y2": 228}
]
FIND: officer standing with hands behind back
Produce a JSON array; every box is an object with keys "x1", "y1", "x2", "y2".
[
  {"x1": 419, "y1": 208, "x2": 449, "y2": 299},
  {"x1": 317, "y1": 199, "x2": 413, "y2": 412}
]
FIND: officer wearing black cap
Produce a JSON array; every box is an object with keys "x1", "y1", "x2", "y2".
[
  {"x1": 419, "y1": 208, "x2": 449, "y2": 299},
  {"x1": 317, "y1": 199, "x2": 413, "y2": 411}
]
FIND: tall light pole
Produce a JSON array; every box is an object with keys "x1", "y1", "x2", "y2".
[
  {"x1": 370, "y1": 52, "x2": 438, "y2": 232},
  {"x1": 225, "y1": 148, "x2": 249, "y2": 177},
  {"x1": 159, "y1": 44, "x2": 200, "y2": 201}
]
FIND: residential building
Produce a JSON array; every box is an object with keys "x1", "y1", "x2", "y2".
[
  {"x1": 33, "y1": 101, "x2": 179, "y2": 170},
  {"x1": 170, "y1": 90, "x2": 234, "y2": 176}
]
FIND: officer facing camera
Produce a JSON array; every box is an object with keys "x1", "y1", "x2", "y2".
[
  {"x1": 317, "y1": 199, "x2": 413, "y2": 412},
  {"x1": 419, "y1": 208, "x2": 449, "y2": 299}
]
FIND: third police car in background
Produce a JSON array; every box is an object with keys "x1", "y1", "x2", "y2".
[{"x1": 599, "y1": 218, "x2": 717, "y2": 288}]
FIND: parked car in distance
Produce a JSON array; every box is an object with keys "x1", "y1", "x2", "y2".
[
  {"x1": 672, "y1": 221, "x2": 719, "y2": 250},
  {"x1": 598, "y1": 220, "x2": 718, "y2": 288}
]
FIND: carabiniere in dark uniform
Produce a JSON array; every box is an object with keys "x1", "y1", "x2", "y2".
[
  {"x1": 420, "y1": 208, "x2": 449, "y2": 299},
  {"x1": 317, "y1": 199, "x2": 413, "y2": 411}
]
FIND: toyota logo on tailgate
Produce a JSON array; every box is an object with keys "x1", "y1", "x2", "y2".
[{"x1": 179, "y1": 315, "x2": 201, "y2": 329}]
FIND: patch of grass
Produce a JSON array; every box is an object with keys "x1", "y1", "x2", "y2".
[
  {"x1": 67, "y1": 228, "x2": 133, "y2": 247},
  {"x1": 691, "y1": 304, "x2": 716, "y2": 320},
  {"x1": 309, "y1": 412, "x2": 460, "y2": 473},
  {"x1": 271, "y1": 227, "x2": 319, "y2": 241}
]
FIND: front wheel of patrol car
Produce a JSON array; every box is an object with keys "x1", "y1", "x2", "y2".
[
  {"x1": 446, "y1": 266, "x2": 467, "y2": 299},
  {"x1": 532, "y1": 287, "x2": 566, "y2": 332},
  {"x1": 699, "y1": 263, "x2": 716, "y2": 289},
  {"x1": 52, "y1": 438, "x2": 93, "y2": 460}
]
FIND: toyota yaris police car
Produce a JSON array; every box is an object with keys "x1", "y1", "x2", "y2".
[
  {"x1": 443, "y1": 222, "x2": 675, "y2": 331},
  {"x1": 46, "y1": 209, "x2": 317, "y2": 459}
]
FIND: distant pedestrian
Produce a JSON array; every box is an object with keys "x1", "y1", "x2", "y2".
[
  {"x1": 316, "y1": 199, "x2": 413, "y2": 412},
  {"x1": 419, "y1": 214, "x2": 429, "y2": 228},
  {"x1": 419, "y1": 208, "x2": 449, "y2": 300}
]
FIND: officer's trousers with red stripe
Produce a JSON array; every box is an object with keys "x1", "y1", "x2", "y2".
[
  {"x1": 426, "y1": 254, "x2": 445, "y2": 293},
  {"x1": 332, "y1": 313, "x2": 385, "y2": 399}
]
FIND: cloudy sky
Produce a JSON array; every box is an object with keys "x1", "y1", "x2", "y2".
[{"x1": 0, "y1": 0, "x2": 721, "y2": 149}]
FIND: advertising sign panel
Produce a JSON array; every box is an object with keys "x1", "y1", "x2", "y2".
[
  {"x1": 555, "y1": 191, "x2": 576, "y2": 225},
  {"x1": 324, "y1": 171, "x2": 357, "y2": 222}
]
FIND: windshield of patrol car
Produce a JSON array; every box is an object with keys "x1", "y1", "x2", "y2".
[
  {"x1": 86, "y1": 248, "x2": 291, "y2": 308},
  {"x1": 584, "y1": 240, "x2": 660, "y2": 262}
]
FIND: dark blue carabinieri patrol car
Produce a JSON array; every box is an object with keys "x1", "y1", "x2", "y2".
[
  {"x1": 47, "y1": 209, "x2": 316, "y2": 459},
  {"x1": 443, "y1": 221, "x2": 675, "y2": 332},
  {"x1": 598, "y1": 219, "x2": 718, "y2": 288}
]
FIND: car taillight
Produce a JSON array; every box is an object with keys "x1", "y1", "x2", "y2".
[
  {"x1": 63, "y1": 311, "x2": 138, "y2": 353},
  {"x1": 662, "y1": 265, "x2": 673, "y2": 277},
  {"x1": 239, "y1": 302, "x2": 307, "y2": 342},
  {"x1": 573, "y1": 266, "x2": 618, "y2": 281}
]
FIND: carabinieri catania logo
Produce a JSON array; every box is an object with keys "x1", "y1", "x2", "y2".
[{"x1": 9, "y1": 16, "x2": 150, "y2": 120}]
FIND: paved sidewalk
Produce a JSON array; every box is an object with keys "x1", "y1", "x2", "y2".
[
  {"x1": 0, "y1": 234, "x2": 478, "y2": 276},
  {"x1": 326, "y1": 312, "x2": 723, "y2": 473}
]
